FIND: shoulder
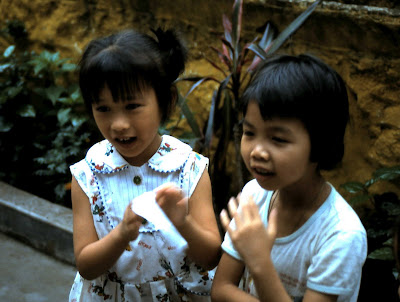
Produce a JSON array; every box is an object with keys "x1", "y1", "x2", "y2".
[
  {"x1": 84, "y1": 139, "x2": 129, "y2": 174},
  {"x1": 242, "y1": 179, "x2": 271, "y2": 207},
  {"x1": 148, "y1": 135, "x2": 195, "y2": 173},
  {"x1": 326, "y1": 185, "x2": 366, "y2": 235}
]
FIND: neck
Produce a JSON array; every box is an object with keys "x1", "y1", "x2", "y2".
[{"x1": 278, "y1": 176, "x2": 326, "y2": 210}]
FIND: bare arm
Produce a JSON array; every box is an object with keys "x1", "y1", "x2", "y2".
[
  {"x1": 211, "y1": 252, "x2": 259, "y2": 302},
  {"x1": 71, "y1": 176, "x2": 143, "y2": 280},
  {"x1": 156, "y1": 170, "x2": 221, "y2": 269}
]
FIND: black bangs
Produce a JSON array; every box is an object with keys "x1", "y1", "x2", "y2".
[
  {"x1": 79, "y1": 44, "x2": 162, "y2": 105},
  {"x1": 242, "y1": 61, "x2": 310, "y2": 120}
]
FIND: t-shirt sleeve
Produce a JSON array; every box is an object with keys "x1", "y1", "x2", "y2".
[
  {"x1": 221, "y1": 220, "x2": 243, "y2": 260},
  {"x1": 307, "y1": 229, "x2": 367, "y2": 297}
]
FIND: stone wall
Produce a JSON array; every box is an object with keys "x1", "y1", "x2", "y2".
[{"x1": 1, "y1": 0, "x2": 399, "y2": 198}]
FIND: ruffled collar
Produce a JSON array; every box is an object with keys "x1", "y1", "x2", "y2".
[{"x1": 85, "y1": 135, "x2": 192, "y2": 174}]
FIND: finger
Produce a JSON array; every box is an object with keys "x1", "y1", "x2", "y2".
[
  {"x1": 227, "y1": 197, "x2": 238, "y2": 217},
  {"x1": 240, "y1": 196, "x2": 252, "y2": 222},
  {"x1": 246, "y1": 195, "x2": 259, "y2": 220},
  {"x1": 154, "y1": 182, "x2": 176, "y2": 193},
  {"x1": 176, "y1": 197, "x2": 188, "y2": 208},
  {"x1": 220, "y1": 209, "x2": 231, "y2": 232},
  {"x1": 236, "y1": 192, "x2": 242, "y2": 203}
]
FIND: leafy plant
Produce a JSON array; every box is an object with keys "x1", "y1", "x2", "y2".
[
  {"x1": 0, "y1": 20, "x2": 99, "y2": 206},
  {"x1": 174, "y1": 0, "x2": 321, "y2": 210},
  {"x1": 341, "y1": 165, "x2": 400, "y2": 260}
]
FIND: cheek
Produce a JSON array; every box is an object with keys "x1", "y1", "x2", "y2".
[{"x1": 240, "y1": 140, "x2": 250, "y2": 160}]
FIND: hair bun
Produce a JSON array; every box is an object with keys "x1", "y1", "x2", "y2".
[{"x1": 151, "y1": 27, "x2": 188, "y2": 82}]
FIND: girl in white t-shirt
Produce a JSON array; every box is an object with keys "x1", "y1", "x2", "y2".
[
  {"x1": 211, "y1": 54, "x2": 367, "y2": 302},
  {"x1": 69, "y1": 28, "x2": 221, "y2": 301}
]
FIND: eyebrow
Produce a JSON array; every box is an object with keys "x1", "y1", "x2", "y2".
[{"x1": 242, "y1": 118, "x2": 293, "y2": 135}]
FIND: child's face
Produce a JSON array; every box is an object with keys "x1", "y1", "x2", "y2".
[
  {"x1": 241, "y1": 101, "x2": 316, "y2": 191},
  {"x1": 92, "y1": 85, "x2": 162, "y2": 166}
]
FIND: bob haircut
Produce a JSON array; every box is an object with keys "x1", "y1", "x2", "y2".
[
  {"x1": 79, "y1": 28, "x2": 187, "y2": 124},
  {"x1": 242, "y1": 54, "x2": 349, "y2": 170}
]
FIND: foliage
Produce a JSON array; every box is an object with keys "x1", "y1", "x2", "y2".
[
  {"x1": 0, "y1": 20, "x2": 99, "y2": 207},
  {"x1": 174, "y1": 0, "x2": 320, "y2": 210},
  {"x1": 341, "y1": 165, "x2": 400, "y2": 260}
]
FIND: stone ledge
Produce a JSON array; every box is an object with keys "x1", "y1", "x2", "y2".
[{"x1": 0, "y1": 181, "x2": 75, "y2": 266}]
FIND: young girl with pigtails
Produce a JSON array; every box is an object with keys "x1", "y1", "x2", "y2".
[{"x1": 69, "y1": 28, "x2": 221, "y2": 302}]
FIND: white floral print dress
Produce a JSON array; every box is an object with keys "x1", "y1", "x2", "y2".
[{"x1": 69, "y1": 135, "x2": 214, "y2": 302}]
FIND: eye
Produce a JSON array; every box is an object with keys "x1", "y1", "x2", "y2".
[
  {"x1": 94, "y1": 105, "x2": 109, "y2": 113},
  {"x1": 125, "y1": 103, "x2": 140, "y2": 110},
  {"x1": 242, "y1": 129, "x2": 254, "y2": 137},
  {"x1": 272, "y1": 136, "x2": 288, "y2": 143}
]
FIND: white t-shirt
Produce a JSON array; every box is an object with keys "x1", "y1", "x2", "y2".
[{"x1": 222, "y1": 179, "x2": 367, "y2": 302}]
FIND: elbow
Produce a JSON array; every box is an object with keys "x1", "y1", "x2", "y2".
[
  {"x1": 211, "y1": 284, "x2": 223, "y2": 302},
  {"x1": 76, "y1": 261, "x2": 102, "y2": 280},
  {"x1": 205, "y1": 250, "x2": 222, "y2": 270},
  {"x1": 77, "y1": 265, "x2": 98, "y2": 281},
  {"x1": 194, "y1": 246, "x2": 222, "y2": 271}
]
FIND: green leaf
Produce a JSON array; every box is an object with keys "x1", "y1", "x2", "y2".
[
  {"x1": 348, "y1": 194, "x2": 370, "y2": 205},
  {"x1": 231, "y1": 0, "x2": 243, "y2": 60},
  {"x1": 364, "y1": 178, "x2": 377, "y2": 188},
  {"x1": 258, "y1": 23, "x2": 274, "y2": 50},
  {"x1": 222, "y1": 14, "x2": 232, "y2": 45},
  {"x1": 4, "y1": 45, "x2": 15, "y2": 58},
  {"x1": 182, "y1": 77, "x2": 212, "y2": 100},
  {"x1": 340, "y1": 181, "x2": 365, "y2": 193},
  {"x1": 57, "y1": 108, "x2": 71, "y2": 126},
  {"x1": 61, "y1": 63, "x2": 77, "y2": 71},
  {"x1": 7, "y1": 86, "x2": 23, "y2": 98},
  {"x1": 204, "y1": 75, "x2": 231, "y2": 148},
  {"x1": 368, "y1": 246, "x2": 394, "y2": 261},
  {"x1": 372, "y1": 166, "x2": 400, "y2": 181},
  {"x1": 0, "y1": 63, "x2": 11, "y2": 72},
  {"x1": 0, "y1": 116, "x2": 13, "y2": 132},
  {"x1": 71, "y1": 116, "x2": 86, "y2": 128},
  {"x1": 45, "y1": 86, "x2": 65, "y2": 105},
  {"x1": 32, "y1": 60, "x2": 47, "y2": 75},
  {"x1": 248, "y1": 43, "x2": 267, "y2": 61},
  {"x1": 266, "y1": 0, "x2": 320, "y2": 56},
  {"x1": 17, "y1": 104, "x2": 36, "y2": 117},
  {"x1": 177, "y1": 93, "x2": 203, "y2": 138}
]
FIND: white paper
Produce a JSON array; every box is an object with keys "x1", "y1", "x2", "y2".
[{"x1": 130, "y1": 191, "x2": 188, "y2": 250}]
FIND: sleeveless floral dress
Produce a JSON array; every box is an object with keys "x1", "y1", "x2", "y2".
[{"x1": 69, "y1": 135, "x2": 215, "y2": 302}]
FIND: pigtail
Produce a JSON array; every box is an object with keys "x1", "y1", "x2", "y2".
[{"x1": 151, "y1": 27, "x2": 188, "y2": 83}]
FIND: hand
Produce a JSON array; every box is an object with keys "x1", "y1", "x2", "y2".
[
  {"x1": 155, "y1": 183, "x2": 188, "y2": 228},
  {"x1": 220, "y1": 194, "x2": 278, "y2": 272},
  {"x1": 116, "y1": 203, "x2": 144, "y2": 243}
]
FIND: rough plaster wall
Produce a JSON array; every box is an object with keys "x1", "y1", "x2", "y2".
[{"x1": 0, "y1": 0, "x2": 399, "y2": 198}]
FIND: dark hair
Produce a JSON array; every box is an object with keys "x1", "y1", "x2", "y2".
[
  {"x1": 242, "y1": 54, "x2": 349, "y2": 170},
  {"x1": 79, "y1": 28, "x2": 188, "y2": 124}
]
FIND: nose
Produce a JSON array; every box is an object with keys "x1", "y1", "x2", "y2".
[
  {"x1": 110, "y1": 114, "x2": 130, "y2": 132},
  {"x1": 250, "y1": 143, "x2": 269, "y2": 161}
]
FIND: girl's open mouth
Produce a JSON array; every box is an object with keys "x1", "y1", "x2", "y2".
[
  {"x1": 253, "y1": 167, "x2": 274, "y2": 176},
  {"x1": 116, "y1": 137, "x2": 136, "y2": 144}
]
